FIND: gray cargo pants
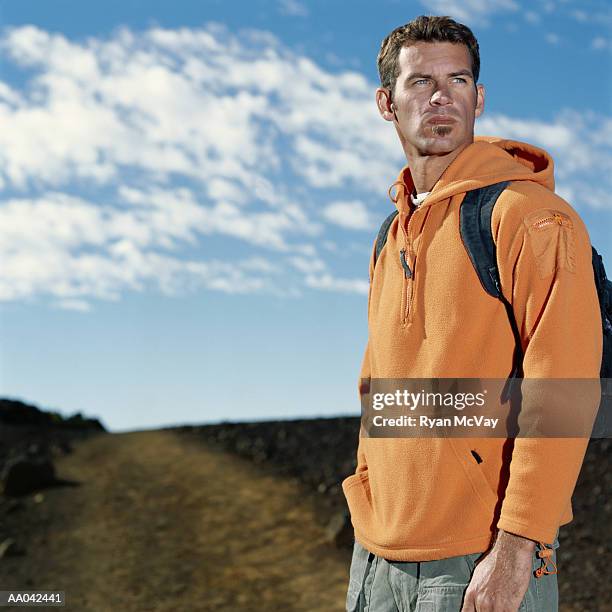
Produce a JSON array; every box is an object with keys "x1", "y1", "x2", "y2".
[{"x1": 346, "y1": 538, "x2": 559, "y2": 611}]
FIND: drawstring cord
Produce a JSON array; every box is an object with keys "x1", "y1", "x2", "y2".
[
  {"x1": 387, "y1": 180, "x2": 412, "y2": 272},
  {"x1": 534, "y1": 541, "x2": 558, "y2": 578},
  {"x1": 388, "y1": 180, "x2": 406, "y2": 204}
]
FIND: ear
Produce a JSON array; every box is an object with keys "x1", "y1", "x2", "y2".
[
  {"x1": 376, "y1": 88, "x2": 395, "y2": 122},
  {"x1": 475, "y1": 83, "x2": 485, "y2": 118}
]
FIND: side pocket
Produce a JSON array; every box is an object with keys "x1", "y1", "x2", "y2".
[
  {"x1": 342, "y1": 471, "x2": 374, "y2": 538},
  {"x1": 342, "y1": 471, "x2": 369, "y2": 491},
  {"x1": 449, "y1": 439, "x2": 499, "y2": 510}
]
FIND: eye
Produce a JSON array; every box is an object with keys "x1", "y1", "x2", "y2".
[
  {"x1": 452, "y1": 77, "x2": 468, "y2": 83},
  {"x1": 414, "y1": 79, "x2": 431, "y2": 86}
]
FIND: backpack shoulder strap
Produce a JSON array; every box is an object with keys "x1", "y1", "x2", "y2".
[
  {"x1": 374, "y1": 210, "x2": 399, "y2": 266},
  {"x1": 591, "y1": 246, "x2": 612, "y2": 378},
  {"x1": 460, "y1": 181, "x2": 524, "y2": 384},
  {"x1": 459, "y1": 180, "x2": 511, "y2": 299}
]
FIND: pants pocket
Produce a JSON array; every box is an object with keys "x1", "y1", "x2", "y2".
[
  {"x1": 415, "y1": 585, "x2": 471, "y2": 611},
  {"x1": 464, "y1": 551, "x2": 484, "y2": 578},
  {"x1": 519, "y1": 538, "x2": 560, "y2": 612},
  {"x1": 346, "y1": 540, "x2": 375, "y2": 612}
]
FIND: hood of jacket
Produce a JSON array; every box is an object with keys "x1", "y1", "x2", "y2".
[{"x1": 390, "y1": 136, "x2": 555, "y2": 212}]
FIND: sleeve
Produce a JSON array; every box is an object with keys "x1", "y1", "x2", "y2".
[
  {"x1": 494, "y1": 198, "x2": 603, "y2": 544},
  {"x1": 355, "y1": 237, "x2": 378, "y2": 474}
]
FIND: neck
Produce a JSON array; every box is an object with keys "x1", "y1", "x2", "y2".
[{"x1": 401, "y1": 141, "x2": 472, "y2": 193}]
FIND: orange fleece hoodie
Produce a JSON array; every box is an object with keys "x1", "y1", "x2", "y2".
[{"x1": 342, "y1": 136, "x2": 603, "y2": 561}]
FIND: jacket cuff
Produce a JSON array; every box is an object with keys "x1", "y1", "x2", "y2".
[{"x1": 496, "y1": 515, "x2": 558, "y2": 545}]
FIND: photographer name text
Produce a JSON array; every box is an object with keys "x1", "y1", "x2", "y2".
[{"x1": 371, "y1": 414, "x2": 499, "y2": 429}]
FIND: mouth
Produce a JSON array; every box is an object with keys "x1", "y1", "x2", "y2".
[{"x1": 426, "y1": 115, "x2": 456, "y2": 125}]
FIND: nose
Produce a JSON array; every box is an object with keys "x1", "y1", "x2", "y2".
[{"x1": 429, "y1": 84, "x2": 452, "y2": 106}]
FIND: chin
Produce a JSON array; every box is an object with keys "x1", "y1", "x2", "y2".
[
  {"x1": 417, "y1": 139, "x2": 458, "y2": 156},
  {"x1": 412, "y1": 129, "x2": 472, "y2": 156}
]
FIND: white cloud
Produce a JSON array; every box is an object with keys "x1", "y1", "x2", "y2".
[
  {"x1": 0, "y1": 23, "x2": 609, "y2": 307},
  {"x1": 476, "y1": 110, "x2": 612, "y2": 211},
  {"x1": 289, "y1": 255, "x2": 327, "y2": 274},
  {"x1": 545, "y1": 33, "x2": 560, "y2": 45},
  {"x1": 288, "y1": 252, "x2": 371, "y2": 295},
  {"x1": 305, "y1": 273, "x2": 369, "y2": 295},
  {"x1": 53, "y1": 299, "x2": 92, "y2": 312},
  {"x1": 564, "y1": 5, "x2": 612, "y2": 26},
  {"x1": 592, "y1": 37, "x2": 610, "y2": 50},
  {"x1": 278, "y1": 0, "x2": 309, "y2": 17},
  {"x1": 322, "y1": 200, "x2": 374, "y2": 230},
  {"x1": 0, "y1": 191, "x2": 284, "y2": 301},
  {"x1": 0, "y1": 24, "x2": 397, "y2": 304},
  {"x1": 418, "y1": 0, "x2": 519, "y2": 26},
  {"x1": 571, "y1": 9, "x2": 588, "y2": 23},
  {"x1": 524, "y1": 11, "x2": 540, "y2": 23},
  {"x1": 0, "y1": 25, "x2": 397, "y2": 196}
]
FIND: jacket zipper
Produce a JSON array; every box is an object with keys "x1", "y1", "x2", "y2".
[{"x1": 531, "y1": 213, "x2": 572, "y2": 230}]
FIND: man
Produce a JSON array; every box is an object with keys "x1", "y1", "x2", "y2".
[{"x1": 342, "y1": 15, "x2": 603, "y2": 612}]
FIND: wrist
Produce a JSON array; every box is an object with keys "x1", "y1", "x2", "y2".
[{"x1": 495, "y1": 528, "x2": 537, "y2": 551}]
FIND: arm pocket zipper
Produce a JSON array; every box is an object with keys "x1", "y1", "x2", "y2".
[{"x1": 531, "y1": 212, "x2": 573, "y2": 231}]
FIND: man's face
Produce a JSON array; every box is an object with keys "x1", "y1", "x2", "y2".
[{"x1": 378, "y1": 41, "x2": 484, "y2": 157}]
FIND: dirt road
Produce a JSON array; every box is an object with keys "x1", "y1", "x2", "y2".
[{"x1": 1, "y1": 430, "x2": 352, "y2": 611}]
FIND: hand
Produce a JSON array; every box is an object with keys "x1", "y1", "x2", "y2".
[{"x1": 461, "y1": 529, "x2": 536, "y2": 612}]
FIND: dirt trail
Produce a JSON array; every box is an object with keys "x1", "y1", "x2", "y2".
[{"x1": 1, "y1": 430, "x2": 352, "y2": 611}]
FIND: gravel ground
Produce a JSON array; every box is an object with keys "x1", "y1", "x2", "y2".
[
  {"x1": 2, "y1": 399, "x2": 610, "y2": 610},
  {"x1": 1, "y1": 429, "x2": 352, "y2": 612}
]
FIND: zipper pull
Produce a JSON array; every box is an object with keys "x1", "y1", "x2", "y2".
[{"x1": 400, "y1": 248, "x2": 412, "y2": 279}]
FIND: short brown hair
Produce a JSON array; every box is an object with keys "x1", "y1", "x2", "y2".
[{"x1": 377, "y1": 15, "x2": 480, "y2": 97}]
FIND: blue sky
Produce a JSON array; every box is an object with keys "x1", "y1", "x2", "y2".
[{"x1": 0, "y1": 0, "x2": 610, "y2": 432}]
